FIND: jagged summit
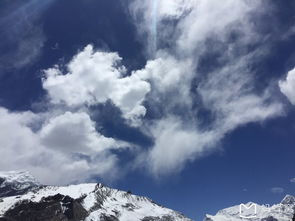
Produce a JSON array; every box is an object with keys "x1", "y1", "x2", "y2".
[
  {"x1": 281, "y1": 195, "x2": 295, "y2": 205},
  {"x1": 0, "y1": 171, "x2": 192, "y2": 221},
  {"x1": 1, "y1": 171, "x2": 294, "y2": 221}
]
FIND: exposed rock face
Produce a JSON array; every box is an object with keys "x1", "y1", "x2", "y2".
[
  {"x1": 141, "y1": 215, "x2": 179, "y2": 221},
  {"x1": 2, "y1": 194, "x2": 87, "y2": 221},
  {"x1": 261, "y1": 216, "x2": 278, "y2": 221}
]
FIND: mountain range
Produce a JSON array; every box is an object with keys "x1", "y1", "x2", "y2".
[{"x1": 0, "y1": 171, "x2": 294, "y2": 221}]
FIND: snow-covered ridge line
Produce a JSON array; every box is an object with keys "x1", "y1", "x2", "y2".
[
  {"x1": 0, "y1": 171, "x2": 192, "y2": 221},
  {"x1": 0, "y1": 171, "x2": 40, "y2": 198},
  {"x1": 205, "y1": 195, "x2": 295, "y2": 221},
  {"x1": 0, "y1": 171, "x2": 39, "y2": 187}
]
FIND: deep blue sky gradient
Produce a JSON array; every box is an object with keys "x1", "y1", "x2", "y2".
[{"x1": 0, "y1": 1, "x2": 294, "y2": 220}]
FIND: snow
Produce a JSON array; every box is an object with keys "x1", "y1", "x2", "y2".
[
  {"x1": 206, "y1": 196, "x2": 295, "y2": 221},
  {"x1": 83, "y1": 185, "x2": 191, "y2": 221},
  {"x1": 0, "y1": 182, "x2": 191, "y2": 220},
  {"x1": 0, "y1": 171, "x2": 293, "y2": 221},
  {"x1": 0, "y1": 183, "x2": 96, "y2": 216},
  {"x1": 0, "y1": 171, "x2": 39, "y2": 189}
]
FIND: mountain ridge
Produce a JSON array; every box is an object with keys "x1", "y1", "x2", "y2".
[
  {"x1": 205, "y1": 195, "x2": 295, "y2": 221},
  {"x1": 0, "y1": 171, "x2": 39, "y2": 198},
  {"x1": 0, "y1": 171, "x2": 192, "y2": 221},
  {"x1": 0, "y1": 171, "x2": 294, "y2": 221}
]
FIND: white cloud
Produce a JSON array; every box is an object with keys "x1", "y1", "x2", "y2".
[
  {"x1": 43, "y1": 45, "x2": 150, "y2": 123},
  {"x1": 270, "y1": 187, "x2": 284, "y2": 194},
  {"x1": 0, "y1": 44, "x2": 151, "y2": 185},
  {"x1": 0, "y1": 26, "x2": 45, "y2": 71},
  {"x1": 197, "y1": 55, "x2": 283, "y2": 132},
  {"x1": 129, "y1": 0, "x2": 284, "y2": 176},
  {"x1": 39, "y1": 111, "x2": 120, "y2": 154},
  {"x1": 134, "y1": 53, "x2": 192, "y2": 92},
  {"x1": 0, "y1": 108, "x2": 124, "y2": 185},
  {"x1": 279, "y1": 67, "x2": 295, "y2": 105},
  {"x1": 146, "y1": 116, "x2": 220, "y2": 176},
  {"x1": 129, "y1": 0, "x2": 261, "y2": 56},
  {"x1": 133, "y1": 53, "x2": 194, "y2": 110},
  {"x1": 0, "y1": 0, "x2": 287, "y2": 183},
  {"x1": 176, "y1": 0, "x2": 260, "y2": 53},
  {"x1": 157, "y1": 0, "x2": 195, "y2": 19},
  {"x1": 290, "y1": 178, "x2": 295, "y2": 183}
]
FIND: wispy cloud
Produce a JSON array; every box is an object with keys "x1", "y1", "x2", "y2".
[
  {"x1": 270, "y1": 187, "x2": 285, "y2": 194},
  {"x1": 0, "y1": 0, "x2": 56, "y2": 72},
  {"x1": 129, "y1": 0, "x2": 284, "y2": 175}
]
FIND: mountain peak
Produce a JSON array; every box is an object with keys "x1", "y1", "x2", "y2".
[
  {"x1": 0, "y1": 172, "x2": 192, "y2": 221},
  {"x1": 281, "y1": 195, "x2": 295, "y2": 205},
  {"x1": 0, "y1": 171, "x2": 40, "y2": 197}
]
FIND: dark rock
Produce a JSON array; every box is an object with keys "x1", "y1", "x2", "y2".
[
  {"x1": 0, "y1": 172, "x2": 40, "y2": 198},
  {"x1": 0, "y1": 182, "x2": 38, "y2": 198},
  {"x1": 2, "y1": 193, "x2": 88, "y2": 221},
  {"x1": 142, "y1": 217, "x2": 161, "y2": 221},
  {"x1": 141, "y1": 215, "x2": 176, "y2": 221},
  {"x1": 99, "y1": 214, "x2": 119, "y2": 221},
  {"x1": 281, "y1": 195, "x2": 295, "y2": 205},
  {"x1": 261, "y1": 216, "x2": 278, "y2": 221},
  {"x1": 122, "y1": 203, "x2": 136, "y2": 211}
]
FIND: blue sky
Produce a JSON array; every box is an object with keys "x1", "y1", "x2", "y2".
[{"x1": 0, "y1": 0, "x2": 295, "y2": 220}]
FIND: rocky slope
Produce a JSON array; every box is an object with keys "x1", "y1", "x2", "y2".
[{"x1": 0, "y1": 171, "x2": 192, "y2": 221}]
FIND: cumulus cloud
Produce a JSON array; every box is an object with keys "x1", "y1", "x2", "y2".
[
  {"x1": 133, "y1": 53, "x2": 194, "y2": 112},
  {"x1": 0, "y1": 44, "x2": 150, "y2": 184},
  {"x1": 290, "y1": 178, "x2": 295, "y2": 183},
  {"x1": 279, "y1": 67, "x2": 295, "y2": 105},
  {"x1": 134, "y1": 53, "x2": 192, "y2": 93},
  {"x1": 0, "y1": 108, "x2": 124, "y2": 185},
  {"x1": 43, "y1": 45, "x2": 150, "y2": 124},
  {"x1": 39, "y1": 112, "x2": 121, "y2": 154}
]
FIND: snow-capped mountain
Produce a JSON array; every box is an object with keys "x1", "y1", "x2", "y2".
[
  {"x1": 1, "y1": 171, "x2": 294, "y2": 221},
  {"x1": 0, "y1": 171, "x2": 40, "y2": 198},
  {"x1": 204, "y1": 195, "x2": 295, "y2": 221},
  {"x1": 0, "y1": 171, "x2": 192, "y2": 221}
]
